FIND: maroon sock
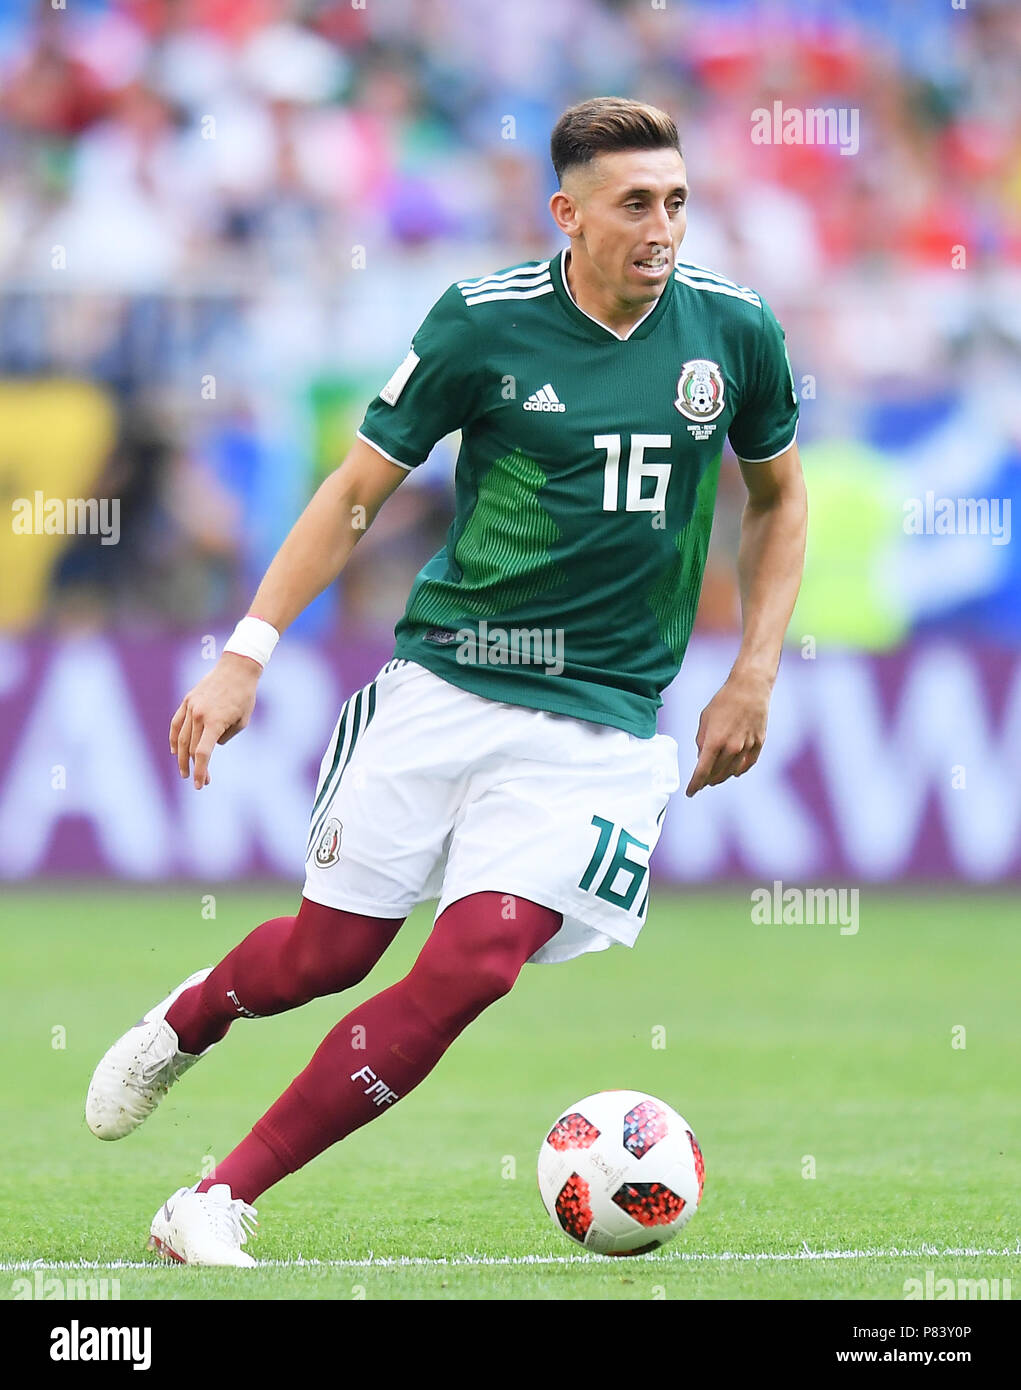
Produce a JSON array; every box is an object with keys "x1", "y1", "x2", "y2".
[
  {"x1": 198, "y1": 893, "x2": 562, "y2": 1204},
  {"x1": 166, "y1": 897, "x2": 403, "y2": 1056}
]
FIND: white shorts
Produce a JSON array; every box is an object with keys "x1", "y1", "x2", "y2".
[{"x1": 302, "y1": 660, "x2": 680, "y2": 964}]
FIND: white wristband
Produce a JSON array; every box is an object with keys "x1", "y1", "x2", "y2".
[{"x1": 223, "y1": 616, "x2": 279, "y2": 669}]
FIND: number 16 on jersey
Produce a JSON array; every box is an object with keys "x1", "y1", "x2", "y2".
[
  {"x1": 596, "y1": 433, "x2": 673, "y2": 513},
  {"x1": 579, "y1": 814, "x2": 651, "y2": 914}
]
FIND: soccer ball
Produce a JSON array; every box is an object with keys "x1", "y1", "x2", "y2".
[{"x1": 537, "y1": 1090, "x2": 705, "y2": 1256}]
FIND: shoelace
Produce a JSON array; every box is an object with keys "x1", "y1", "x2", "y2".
[
  {"x1": 138, "y1": 1054, "x2": 174, "y2": 1085},
  {"x1": 199, "y1": 1191, "x2": 258, "y2": 1248},
  {"x1": 137, "y1": 1026, "x2": 192, "y2": 1086}
]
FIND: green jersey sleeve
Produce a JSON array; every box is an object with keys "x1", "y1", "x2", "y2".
[
  {"x1": 356, "y1": 283, "x2": 483, "y2": 469},
  {"x1": 727, "y1": 298, "x2": 799, "y2": 463}
]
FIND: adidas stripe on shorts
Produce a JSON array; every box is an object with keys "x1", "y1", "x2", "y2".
[{"x1": 302, "y1": 660, "x2": 680, "y2": 964}]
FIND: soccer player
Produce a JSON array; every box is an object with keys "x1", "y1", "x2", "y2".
[{"x1": 86, "y1": 97, "x2": 807, "y2": 1265}]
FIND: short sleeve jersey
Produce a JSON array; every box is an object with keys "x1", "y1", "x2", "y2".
[{"x1": 357, "y1": 249, "x2": 798, "y2": 737}]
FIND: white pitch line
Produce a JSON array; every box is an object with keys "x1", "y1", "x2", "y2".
[{"x1": 2, "y1": 1246, "x2": 1018, "y2": 1273}]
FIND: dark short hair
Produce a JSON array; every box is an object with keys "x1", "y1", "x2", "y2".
[{"x1": 550, "y1": 97, "x2": 681, "y2": 184}]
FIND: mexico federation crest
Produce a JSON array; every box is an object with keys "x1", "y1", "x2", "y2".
[
  {"x1": 314, "y1": 818, "x2": 343, "y2": 869},
  {"x1": 674, "y1": 359, "x2": 725, "y2": 422}
]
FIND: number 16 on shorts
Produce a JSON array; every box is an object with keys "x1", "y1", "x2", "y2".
[{"x1": 579, "y1": 815, "x2": 652, "y2": 918}]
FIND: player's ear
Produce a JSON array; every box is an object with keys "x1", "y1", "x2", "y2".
[{"x1": 549, "y1": 189, "x2": 581, "y2": 236}]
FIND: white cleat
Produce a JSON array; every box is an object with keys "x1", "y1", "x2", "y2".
[
  {"x1": 85, "y1": 968, "x2": 213, "y2": 1140},
  {"x1": 147, "y1": 1184, "x2": 258, "y2": 1267}
]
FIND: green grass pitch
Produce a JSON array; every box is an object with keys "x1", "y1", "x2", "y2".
[{"x1": 1, "y1": 887, "x2": 1018, "y2": 1301}]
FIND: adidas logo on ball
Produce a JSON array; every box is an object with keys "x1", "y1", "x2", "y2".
[{"x1": 523, "y1": 384, "x2": 566, "y2": 412}]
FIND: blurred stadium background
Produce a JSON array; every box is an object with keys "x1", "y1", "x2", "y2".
[{"x1": 1, "y1": 0, "x2": 1020, "y2": 889}]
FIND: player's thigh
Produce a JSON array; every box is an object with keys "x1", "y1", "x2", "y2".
[
  {"x1": 437, "y1": 726, "x2": 680, "y2": 952},
  {"x1": 303, "y1": 661, "x2": 468, "y2": 914}
]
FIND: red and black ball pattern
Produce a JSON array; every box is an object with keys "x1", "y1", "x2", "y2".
[
  {"x1": 555, "y1": 1173, "x2": 594, "y2": 1241},
  {"x1": 687, "y1": 1130, "x2": 705, "y2": 1203},
  {"x1": 622, "y1": 1099, "x2": 670, "y2": 1159},
  {"x1": 610, "y1": 1181, "x2": 686, "y2": 1228},
  {"x1": 547, "y1": 1112, "x2": 600, "y2": 1152}
]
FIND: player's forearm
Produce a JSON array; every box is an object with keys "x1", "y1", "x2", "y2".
[
  {"x1": 246, "y1": 467, "x2": 376, "y2": 635},
  {"x1": 731, "y1": 478, "x2": 808, "y2": 685}
]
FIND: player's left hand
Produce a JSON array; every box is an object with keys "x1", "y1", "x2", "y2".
[{"x1": 685, "y1": 668, "x2": 772, "y2": 796}]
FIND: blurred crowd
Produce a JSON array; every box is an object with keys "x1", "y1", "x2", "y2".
[{"x1": 1, "y1": 0, "x2": 1019, "y2": 644}]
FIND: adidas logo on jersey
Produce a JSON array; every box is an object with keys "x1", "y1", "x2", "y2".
[{"x1": 523, "y1": 384, "x2": 566, "y2": 413}]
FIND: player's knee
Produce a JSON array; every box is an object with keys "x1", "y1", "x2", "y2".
[
  {"x1": 408, "y1": 930, "x2": 525, "y2": 1032},
  {"x1": 465, "y1": 945, "x2": 523, "y2": 1010},
  {"x1": 285, "y1": 918, "x2": 330, "y2": 1001},
  {"x1": 290, "y1": 900, "x2": 381, "y2": 997}
]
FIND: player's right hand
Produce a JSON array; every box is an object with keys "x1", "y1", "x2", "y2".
[{"x1": 169, "y1": 653, "x2": 262, "y2": 789}]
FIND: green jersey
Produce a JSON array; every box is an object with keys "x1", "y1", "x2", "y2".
[{"x1": 357, "y1": 248, "x2": 798, "y2": 737}]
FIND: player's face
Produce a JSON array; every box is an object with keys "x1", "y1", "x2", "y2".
[{"x1": 565, "y1": 149, "x2": 688, "y2": 304}]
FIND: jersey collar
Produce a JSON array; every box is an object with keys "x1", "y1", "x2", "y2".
[{"x1": 550, "y1": 247, "x2": 675, "y2": 343}]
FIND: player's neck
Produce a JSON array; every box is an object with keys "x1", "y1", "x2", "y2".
[{"x1": 563, "y1": 249, "x2": 661, "y2": 338}]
